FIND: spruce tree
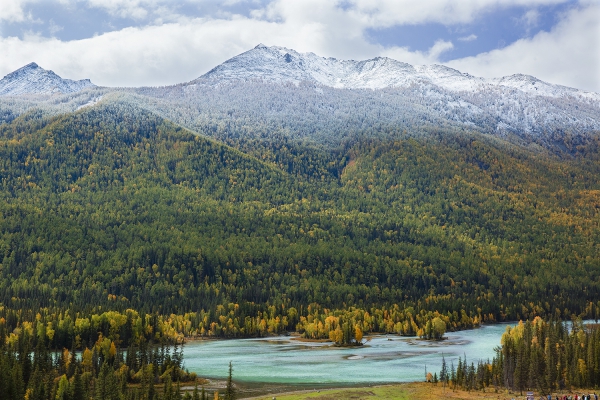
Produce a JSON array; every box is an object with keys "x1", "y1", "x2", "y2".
[
  {"x1": 225, "y1": 361, "x2": 235, "y2": 400},
  {"x1": 72, "y1": 368, "x2": 85, "y2": 400},
  {"x1": 440, "y1": 355, "x2": 448, "y2": 388}
]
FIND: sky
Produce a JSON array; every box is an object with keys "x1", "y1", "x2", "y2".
[{"x1": 0, "y1": 0, "x2": 598, "y2": 92}]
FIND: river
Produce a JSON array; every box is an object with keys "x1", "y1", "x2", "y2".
[{"x1": 182, "y1": 323, "x2": 510, "y2": 385}]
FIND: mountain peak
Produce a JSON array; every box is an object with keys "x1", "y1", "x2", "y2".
[
  {"x1": 0, "y1": 62, "x2": 95, "y2": 96},
  {"x1": 195, "y1": 45, "x2": 422, "y2": 89},
  {"x1": 191, "y1": 44, "x2": 598, "y2": 101}
]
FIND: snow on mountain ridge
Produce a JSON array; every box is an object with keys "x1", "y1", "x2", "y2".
[
  {"x1": 197, "y1": 45, "x2": 424, "y2": 89},
  {"x1": 488, "y1": 73, "x2": 594, "y2": 99},
  {"x1": 195, "y1": 44, "x2": 600, "y2": 102},
  {"x1": 184, "y1": 44, "x2": 600, "y2": 142},
  {"x1": 0, "y1": 62, "x2": 95, "y2": 96},
  {"x1": 0, "y1": 45, "x2": 596, "y2": 148}
]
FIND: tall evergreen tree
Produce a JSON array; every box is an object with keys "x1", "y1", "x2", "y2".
[{"x1": 225, "y1": 361, "x2": 235, "y2": 400}]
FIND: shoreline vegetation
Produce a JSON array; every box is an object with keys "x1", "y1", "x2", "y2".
[
  {"x1": 435, "y1": 318, "x2": 600, "y2": 398},
  {"x1": 2, "y1": 317, "x2": 598, "y2": 399},
  {"x1": 0, "y1": 304, "x2": 464, "y2": 355},
  {"x1": 236, "y1": 382, "x2": 600, "y2": 400}
]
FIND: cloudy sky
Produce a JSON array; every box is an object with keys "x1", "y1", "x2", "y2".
[{"x1": 0, "y1": 0, "x2": 598, "y2": 92}]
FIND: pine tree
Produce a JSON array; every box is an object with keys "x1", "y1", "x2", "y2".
[
  {"x1": 163, "y1": 374, "x2": 175, "y2": 400},
  {"x1": 450, "y1": 361, "x2": 456, "y2": 389},
  {"x1": 96, "y1": 361, "x2": 110, "y2": 400},
  {"x1": 225, "y1": 361, "x2": 235, "y2": 400},
  {"x1": 55, "y1": 374, "x2": 70, "y2": 400},
  {"x1": 440, "y1": 354, "x2": 448, "y2": 389},
  {"x1": 456, "y1": 357, "x2": 464, "y2": 388},
  {"x1": 72, "y1": 368, "x2": 86, "y2": 400}
]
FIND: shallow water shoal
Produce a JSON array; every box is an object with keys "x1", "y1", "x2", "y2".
[{"x1": 183, "y1": 323, "x2": 509, "y2": 385}]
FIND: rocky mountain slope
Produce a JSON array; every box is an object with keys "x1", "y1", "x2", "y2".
[
  {"x1": 162, "y1": 45, "x2": 594, "y2": 145},
  {"x1": 1, "y1": 45, "x2": 598, "y2": 150},
  {"x1": 194, "y1": 44, "x2": 599, "y2": 101},
  {"x1": 0, "y1": 62, "x2": 95, "y2": 96}
]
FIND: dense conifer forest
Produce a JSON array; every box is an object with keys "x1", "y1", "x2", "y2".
[
  {"x1": 441, "y1": 319, "x2": 600, "y2": 396},
  {"x1": 0, "y1": 99, "x2": 599, "y2": 395},
  {"x1": 0, "y1": 315, "x2": 201, "y2": 399}
]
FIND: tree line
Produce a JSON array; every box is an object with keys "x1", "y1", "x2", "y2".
[
  {"x1": 0, "y1": 315, "x2": 207, "y2": 400},
  {"x1": 439, "y1": 318, "x2": 600, "y2": 395}
]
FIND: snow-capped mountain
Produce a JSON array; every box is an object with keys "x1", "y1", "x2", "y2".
[
  {"x1": 193, "y1": 44, "x2": 600, "y2": 102},
  {"x1": 0, "y1": 63, "x2": 95, "y2": 96},
  {"x1": 195, "y1": 44, "x2": 424, "y2": 89},
  {"x1": 175, "y1": 45, "x2": 594, "y2": 144},
  {"x1": 0, "y1": 45, "x2": 598, "y2": 151}
]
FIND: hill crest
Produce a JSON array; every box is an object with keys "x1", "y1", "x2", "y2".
[{"x1": 0, "y1": 62, "x2": 95, "y2": 96}]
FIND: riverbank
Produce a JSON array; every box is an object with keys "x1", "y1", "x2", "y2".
[
  {"x1": 237, "y1": 382, "x2": 510, "y2": 400},
  {"x1": 238, "y1": 382, "x2": 599, "y2": 400}
]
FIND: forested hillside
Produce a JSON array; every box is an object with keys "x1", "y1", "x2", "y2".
[
  {"x1": 132, "y1": 81, "x2": 600, "y2": 151},
  {"x1": 0, "y1": 99, "x2": 599, "y2": 348},
  {"x1": 445, "y1": 318, "x2": 600, "y2": 394}
]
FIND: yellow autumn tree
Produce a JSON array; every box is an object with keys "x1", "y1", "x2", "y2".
[
  {"x1": 82, "y1": 348, "x2": 93, "y2": 372},
  {"x1": 109, "y1": 341, "x2": 117, "y2": 359},
  {"x1": 329, "y1": 327, "x2": 343, "y2": 345},
  {"x1": 354, "y1": 325, "x2": 363, "y2": 344}
]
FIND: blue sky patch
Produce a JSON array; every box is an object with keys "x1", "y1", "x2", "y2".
[
  {"x1": 365, "y1": 2, "x2": 576, "y2": 61},
  {"x1": 0, "y1": 1, "x2": 269, "y2": 41}
]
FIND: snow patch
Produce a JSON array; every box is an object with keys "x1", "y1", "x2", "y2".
[{"x1": 76, "y1": 95, "x2": 103, "y2": 110}]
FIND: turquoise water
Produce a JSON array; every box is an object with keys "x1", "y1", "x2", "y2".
[{"x1": 182, "y1": 324, "x2": 510, "y2": 384}]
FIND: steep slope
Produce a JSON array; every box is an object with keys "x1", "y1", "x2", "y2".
[
  {"x1": 0, "y1": 103, "x2": 599, "y2": 328},
  {"x1": 136, "y1": 78, "x2": 600, "y2": 151},
  {"x1": 151, "y1": 44, "x2": 598, "y2": 147},
  {"x1": 1, "y1": 46, "x2": 598, "y2": 151},
  {"x1": 0, "y1": 100, "x2": 283, "y2": 199},
  {"x1": 194, "y1": 44, "x2": 600, "y2": 102},
  {"x1": 0, "y1": 62, "x2": 95, "y2": 96},
  {"x1": 196, "y1": 44, "x2": 424, "y2": 89}
]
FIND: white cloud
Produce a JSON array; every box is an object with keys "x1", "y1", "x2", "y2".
[
  {"x1": 347, "y1": 0, "x2": 570, "y2": 27},
  {"x1": 381, "y1": 40, "x2": 454, "y2": 65},
  {"x1": 86, "y1": 0, "x2": 152, "y2": 19},
  {"x1": 458, "y1": 34, "x2": 477, "y2": 42},
  {"x1": 0, "y1": 0, "x2": 411, "y2": 85},
  {"x1": 520, "y1": 9, "x2": 540, "y2": 29},
  {"x1": 48, "y1": 19, "x2": 63, "y2": 36},
  {"x1": 428, "y1": 40, "x2": 454, "y2": 59},
  {"x1": 0, "y1": 0, "x2": 33, "y2": 22},
  {"x1": 447, "y1": 2, "x2": 600, "y2": 92},
  {"x1": 0, "y1": 16, "x2": 294, "y2": 86}
]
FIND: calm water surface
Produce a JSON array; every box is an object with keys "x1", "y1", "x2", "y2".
[{"x1": 183, "y1": 323, "x2": 510, "y2": 384}]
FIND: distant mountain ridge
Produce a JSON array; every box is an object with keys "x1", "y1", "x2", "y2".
[
  {"x1": 0, "y1": 62, "x2": 95, "y2": 96},
  {"x1": 156, "y1": 44, "x2": 592, "y2": 146},
  {"x1": 0, "y1": 45, "x2": 598, "y2": 150},
  {"x1": 193, "y1": 44, "x2": 599, "y2": 101}
]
